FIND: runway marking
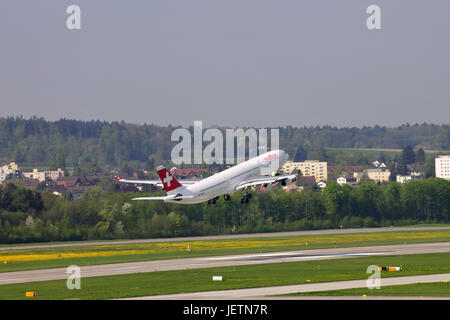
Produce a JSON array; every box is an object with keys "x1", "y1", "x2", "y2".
[
  {"x1": 282, "y1": 252, "x2": 387, "y2": 261},
  {"x1": 202, "y1": 251, "x2": 387, "y2": 261}
]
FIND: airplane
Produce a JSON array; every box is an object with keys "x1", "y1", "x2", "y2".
[{"x1": 115, "y1": 149, "x2": 297, "y2": 204}]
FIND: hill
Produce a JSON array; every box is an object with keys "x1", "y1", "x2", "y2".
[{"x1": 0, "y1": 117, "x2": 448, "y2": 171}]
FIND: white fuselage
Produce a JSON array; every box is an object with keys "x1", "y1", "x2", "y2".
[{"x1": 165, "y1": 150, "x2": 289, "y2": 203}]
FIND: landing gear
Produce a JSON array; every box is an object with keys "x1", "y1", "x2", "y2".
[
  {"x1": 208, "y1": 196, "x2": 220, "y2": 205},
  {"x1": 241, "y1": 191, "x2": 252, "y2": 204},
  {"x1": 223, "y1": 194, "x2": 232, "y2": 201}
]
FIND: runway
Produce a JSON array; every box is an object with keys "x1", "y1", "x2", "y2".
[
  {"x1": 121, "y1": 273, "x2": 450, "y2": 300},
  {"x1": 2, "y1": 226, "x2": 449, "y2": 251},
  {"x1": 1, "y1": 242, "x2": 448, "y2": 285}
]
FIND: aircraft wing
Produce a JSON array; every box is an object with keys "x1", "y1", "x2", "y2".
[
  {"x1": 235, "y1": 174, "x2": 297, "y2": 190},
  {"x1": 115, "y1": 176, "x2": 199, "y2": 187},
  {"x1": 132, "y1": 195, "x2": 196, "y2": 201}
]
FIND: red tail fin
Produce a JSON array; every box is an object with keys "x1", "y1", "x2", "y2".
[{"x1": 156, "y1": 165, "x2": 182, "y2": 192}]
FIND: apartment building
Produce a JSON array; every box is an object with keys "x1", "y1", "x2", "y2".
[
  {"x1": 1, "y1": 162, "x2": 19, "y2": 174},
  {"x1": 366, "y1": 168, "x2": 391, "y2": 183},
  {"x1": 0, "y1": 162, "x2": 20, "y2": 183},
  {"x1": 281, "y1": 160, "x2": 328, "y2": 182},
  {"x1": 21, "y1": 168, "x2": 64, "y2": 183},
  {"x1": 435, "y1": 155, "x2": 450, "y2": 180}
]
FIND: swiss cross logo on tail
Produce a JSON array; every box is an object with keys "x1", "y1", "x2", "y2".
[
  {"x1": 163, "y1": 172, "x2": 173, "y2": 187},
  {"x1": 156, "y1": 166, "x2": 182, "y2": 192}
]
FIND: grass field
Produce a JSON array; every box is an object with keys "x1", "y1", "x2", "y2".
[
  {"x1": 1, "y1": 229, "x2": 449, "y2": 273},
  {"x1": 327, "y1": 147, "x2": 402, "y2": 159},
  {"x1": 286, "y1": 282, "x2": 450, "y2": 297},
  {"x1": 326, "y1": 147, "x2": 441, "y2": 162},
  {"x1": 0, "y1": 252, "x2": 448, "y2": 300}
]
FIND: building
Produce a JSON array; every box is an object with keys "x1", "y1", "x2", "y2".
[
  {"x1": 372, "y1": 161, "x2": 387, "y2": 168},
  {"x1": 281, "y1": 160, "x2": 327, "y2": 182},
  {"x1": 396, "y1": 173, "x2": 422, "y2": 184},
  {"x1": 56, "y1": 176, "x2": 82, "y2": 188},
  {"x1": 435, "y1": 155, "x2": 450, "y2": 180},
  {"x1": 337, "y1": 176, "x2": 358, "y2": 186},
  {"x1": 282, "y1": 184, "x2": 302, "y2": 192},
  {"x1": 1, "y1": 162, "x2": 19, "y2": 181},
  {"x1": 45, "y1": 182, "x2": 67, "y2": 194},
  {"x1": 316, "y1": 181, "x2": 327, "y2": 189},
  {"x1": 396, "y1": 175, "x2": 410, "y2": 184},
  {"x1": 46, "y1": 168, "x2": 65, "y2": 181},
  {"x1": 47, "y1": 176, "x2": 99, "y2": 200},
  {"x1": 1, "y1": 162, "x2": 19, "y2": 174},
  {"x1": 328, "y1": 165, "x2": 360, "y2": 176},
  {"x1": 366, "y1": 168, "x2": 391, "y2": 183},
  {"x1": 336, "y1": 176, "x2": 346, "y2": 185},
  {"x1": 21, "y1": 168, "x2": 64, "y2": 183},
  {"x1": 21, "y1": 169, "x2": 46, "y2": 182},
  {"x1": 0, "y1": 162, "x2": 20, "y2": 183},
  {"x1": 353, "y1": 172, "x2": 364, "y2": 183},
  {"x1": 83, "y1": 176, "x2": 99, "y2": 186},
  {"x1": 297, "y1": 176, "x2": 316, "y2": 186}
]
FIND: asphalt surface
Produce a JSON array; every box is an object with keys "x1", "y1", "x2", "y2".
[
  {"x1": 121, "y1": 273, "x2": 450, "y2": 300},
  {"x1": 1, "y1": 242, "x2": 449, "y2": 285},
  {"x1": 2, "y1": 226, "x2": 449, "y2": 251}
]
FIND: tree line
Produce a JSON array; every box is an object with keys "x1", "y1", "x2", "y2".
[
  {"x1": 0, "y1": 117, "x2": 449, "y2": 170},
  {"x1": 0, "y1": 178, "x2": 449, "y2": 244}
]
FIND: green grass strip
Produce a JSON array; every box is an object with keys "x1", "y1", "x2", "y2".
[
  {"x1": 1, "y1": 252, "x2": 448, "y2": 300},
  {"x1": 286, "y1": 282, "x2": 450, "y2": 297},
  {"x1": 1, "y1": 230, "x2": 449, "y2": 273}
]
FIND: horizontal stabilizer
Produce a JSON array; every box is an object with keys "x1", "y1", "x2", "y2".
[
  {"x1": 132, "y1": 195, "x2": 196, "y2": 201},
  {"x1": 132, "y1": 197, "x2": 166, "y2": 201}
]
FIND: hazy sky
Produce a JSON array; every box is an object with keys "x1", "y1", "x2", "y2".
[{"x1": 0, "y1": 1, "x2": 449, "y2": 128}]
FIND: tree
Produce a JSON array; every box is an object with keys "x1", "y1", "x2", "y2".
[
  {"x1": 401, "y1": 145, "x2": 416, "y2": 165},
  {"x1": 99, "y1": 176, "x2": 119, "y2": 192},
  {"x1": 355, "y1": 183, "x2": 384, "y2": 221},
  {"x1": 389, "y1": 169, "x2": 397, "y2": 182},
  {"x1": 384, "y1": 183, "x2": 402, "y2": 220},
  {"x1": 53, "y1": 146, "x2": 66, "y2": 170},
  {"x1": 294, "y1": 145, "x2": 307, "y2": 162},
  {"x1": 435, "y1": 128, "x2": 450, "y2": 150},
  {"x1": 322, "y1": 182, "x2": 348, "y2": 222},
  {"x1": 396, "y1": 161, "x2": 408, "y2": 176},
  {"x1": 423, "y1": 158, "x2": 435, "y2": 178},
  {"x1": 378, "y1": 151, "x2": 386, "y2": 163},
  {"x1": 119, "y1": 163, "x2": 133, "y2": 177},
  {"x1": 415, "y1": 148, "x2": 425, "y2": 164}
]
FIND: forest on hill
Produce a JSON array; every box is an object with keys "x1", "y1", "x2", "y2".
[{"x1": 0, "y1": 117, "x2": 449, "y2": 172}]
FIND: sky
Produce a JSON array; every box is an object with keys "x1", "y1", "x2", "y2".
[{"x1": 0, "y1": 0, "x2": 449, "y2": 128}]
